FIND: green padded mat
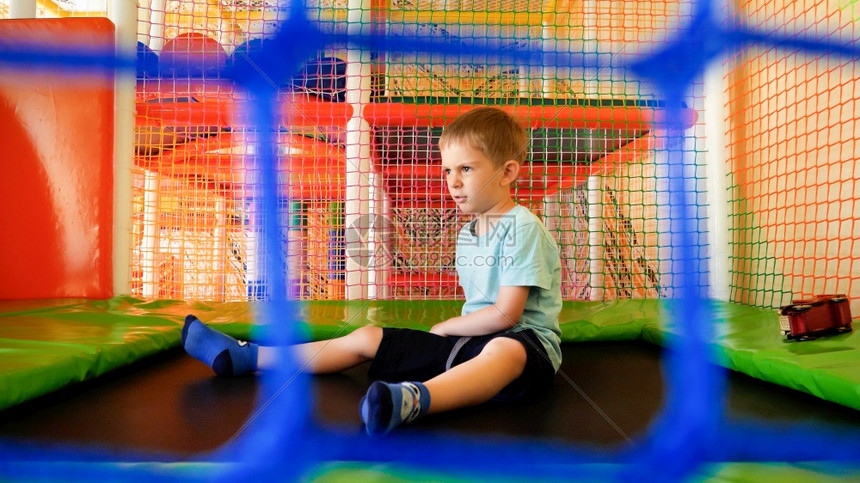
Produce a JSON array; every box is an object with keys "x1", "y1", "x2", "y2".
[
  {"x1": 2, "y1": 460, "x2": 859, "y2": 482},
  {"x1": 0, "y1": 297, "x2": 858, "y2": 412}
]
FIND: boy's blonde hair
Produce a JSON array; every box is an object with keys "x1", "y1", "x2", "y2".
[{"x1": 438, "y1": 107, "x2": 529, "y2": 167}]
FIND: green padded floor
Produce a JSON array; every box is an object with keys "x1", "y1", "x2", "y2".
[
  {"x1": 0, "y1": 297, "x2": 251, "y2": 411},
  {"x1": 0, "y1": 297, "x2": 858, "y2": 412},
  {"x1": 1, "y1": 296, "x2": 859, "y2": 481},
  {"x1": 3, "y1": 460, "x2": 859, "y2": 482}
]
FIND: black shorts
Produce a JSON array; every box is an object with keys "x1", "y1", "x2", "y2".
[{"x1": 367, "y1": 327, "x2": 555, "y2": 402}]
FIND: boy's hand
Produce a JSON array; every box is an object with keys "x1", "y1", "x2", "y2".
[
  {"x1": 428, "y1": 286, "x2": 530, "y2": 337},
  {"x1": 429, "y1": 319, "x2": 460, "y2": 336}
]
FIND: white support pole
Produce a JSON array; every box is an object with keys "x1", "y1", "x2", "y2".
[
  {"x1": 110, "y1": 0, "x2": 138, "y2": 296},
  {"x1": 213, "y1": 198, "x2": 227, "y2": 300},
  {"x1": 140, "y1": 172, "x2": 159, "y2": 298},
  {"x1": 566, "y1": 0, "x2": 601, "y2": 305},
  {"x1": 137, "y1": 0, "x2": 151, "y2": 46},
  {"x1": 367, "y1": 170, "x2": 389, "y2": 300},
  {"x1": 654, "y1": 149, "x2": 674, "y2": 298},
  {"x1": 10, "y1": 0, "x2": 37, "y2": 18},
  {"x1": 581, "y1": 0, "x2": 600, "y2": 97},
  {"x1": 148, "y1": 0, "x2": 167, "y2": 52},
  {"x1": 540, "y1": 5, "x2": 572, "y2": 99},
  {"x1": 587, "y1": 175, "x2": 605, "y2": 300},
  {"x1": 540, "y1": 22, "x2": 555, "y2": 98},
  {"x1": 703, "y1": 55, "x2": 732, "y2": 301},
  {"x1": 343, "y1": 0, "x2": 374, "y2": 300}
]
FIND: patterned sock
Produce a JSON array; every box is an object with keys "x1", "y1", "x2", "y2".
[
  {"x1": 360, "y1": 381, "x2": 430, "y2": 435},
  {"x1": 182, "y1": 314, "x2": 258, "y2": 377}
]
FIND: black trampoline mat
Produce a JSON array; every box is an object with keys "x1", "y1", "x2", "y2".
[{"x1": 1, "y1": 341, "x2": 859, "y2": 458}]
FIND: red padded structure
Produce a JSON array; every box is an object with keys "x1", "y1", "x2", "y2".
[
  {"x1": 159, "y1": 32, "x2": 226, "y2": 77},
  {"x1": 0, "y1": 18, "x2": 114, "y2": 299}
]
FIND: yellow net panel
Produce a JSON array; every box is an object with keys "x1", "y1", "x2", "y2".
[
  {"x1": 18, "y1": 1, "x2": 712, "y2": 303},
  {"x1": 127, "y1": 0, "x2": 699, "y2": 302},
  {"x1": 17, "y1": 1, "x2": 856, "y2": 312}
]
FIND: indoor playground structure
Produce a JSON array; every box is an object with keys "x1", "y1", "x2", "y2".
[{"x1": 0, "y1": 0, "x2": 859, "y2": 481}]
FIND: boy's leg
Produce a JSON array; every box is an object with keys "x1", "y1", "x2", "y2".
[
  {"x1": 422, "y1": 336, "x2": 527, "y2": 413},
  {"x1": 183, "y1": 314, "x2": 383, "y2": 376},
  {"x1": 182, "y1": 315, "x2": 259, "y2": 377},
  {"x1": 361, "y1": 336, "x2": 526, "y2": 434},
  {"x1": 260, "y1": 325, "x2": 383, "y2": 374}
]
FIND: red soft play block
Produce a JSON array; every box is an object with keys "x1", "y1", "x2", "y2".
[{"x1": 779, "y1": 294, "x2": 853, "y2": 341}]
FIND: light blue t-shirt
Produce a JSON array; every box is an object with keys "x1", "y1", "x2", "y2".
[{"x1": 455, "y1": 205, "x2": 563, "y2": 372}]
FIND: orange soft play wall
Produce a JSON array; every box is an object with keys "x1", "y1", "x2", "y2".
[
  {"x1": 0, "y1": 18, "x2": 114, "y2": 299},
  {"x1": 726, "y1": 2, "x2": 859, "y2": 315}
]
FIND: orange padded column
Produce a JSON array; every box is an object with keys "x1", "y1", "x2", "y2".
[{"x1": 0, "y1": 18, "x2": 115, "y2": 299}]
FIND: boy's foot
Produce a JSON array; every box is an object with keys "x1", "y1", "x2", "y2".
[
  {"x1": 182, "y1": 314, "x2": 258, "y2": 377},
  {"x1": 360, "y1": 381, "x2": 430, "y2": 435}
]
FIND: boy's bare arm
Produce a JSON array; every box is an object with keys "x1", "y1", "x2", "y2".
[{"x1": 430, "y1": 286, "x2": 529, "y2": 336}]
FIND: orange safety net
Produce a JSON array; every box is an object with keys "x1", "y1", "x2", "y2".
[{"x1": 727, "y1": 0, "x2": 859, "y2": 315}]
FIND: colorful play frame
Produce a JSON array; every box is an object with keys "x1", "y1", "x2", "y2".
[{"x1": 1, "y1": 2, "x2": 860, "y2": 481}]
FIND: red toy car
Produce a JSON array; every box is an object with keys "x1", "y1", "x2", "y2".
[{"x1": 779, "y1": 294, "x2": 853, "y2": 341}]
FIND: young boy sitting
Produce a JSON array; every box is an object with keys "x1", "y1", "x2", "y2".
[{"x1": 183, "y1": 106, "x2": 563, "y2": 435}]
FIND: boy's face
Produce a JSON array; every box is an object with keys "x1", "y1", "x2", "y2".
[{"x1": 440, "y1": 141, "x2": 517, "y2": 216}]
